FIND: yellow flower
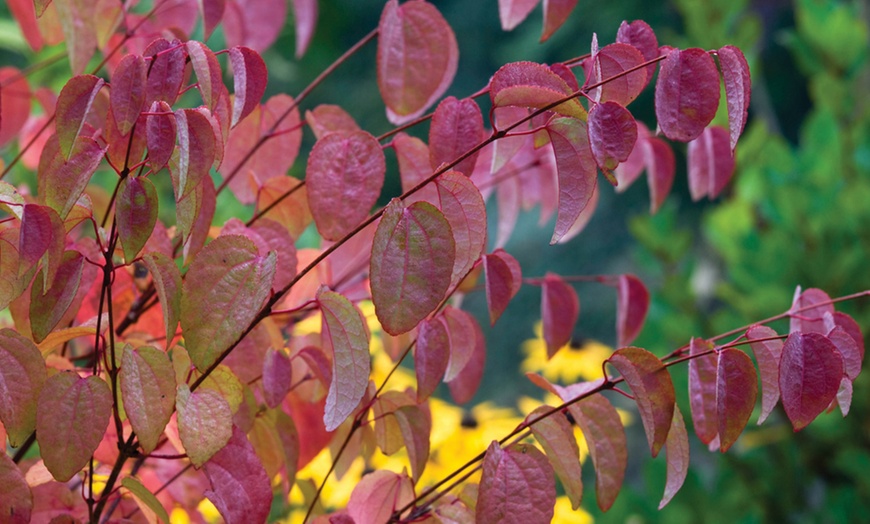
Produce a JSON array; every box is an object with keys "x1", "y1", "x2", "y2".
[
  {"x1": 521, "y1": 321, "x2": 614, "y2": 384},
  {"x1": 553, "y1": 496, "x2": 594, "y2": 524}
]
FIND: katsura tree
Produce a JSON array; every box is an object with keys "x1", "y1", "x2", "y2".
[{"x1": 0, "y1": 0, "x2": 864, "y2": 523}]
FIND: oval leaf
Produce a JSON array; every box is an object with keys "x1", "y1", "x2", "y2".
[
  {"x1": 659, "y1": 405, "x2": 689, "y2": 509},
  {"x1": 228, "y1": 46, "x2": 268, "y2": 127},
  {"x1": 262, "y1": 348, "x2": 293, "y2": 409},
  {"x1": 305, "y1": 104, "x2": 360, "y2": 140},
  {"x1": 433, "y1": 171, "x2": 487, "y2": 289},
  {"x1": 117, "y1": 177, "x2": 158, "y2": 262},
  {"x1": 717, "y1": 45, "x2": 751, "y2": 150},
  {"x1": 688, "y1": 338, "x2": 718, "y2": 444},
  {"x1": 654, "y1": 48, "x2": 720, "y2": 142},
  {"x1": 716, "y1": 348, "x2": 757, "y2": 452},
  {"x1": 186, "y1": 41, "x2": 223, "y2": 110},
  {"x1": 687, "y1": 125, "x2": 735, "y2": 200},
  {"x1": 616, "y1": 274, "x2": 650, "y2": 347},
  {"x1": 176, "y1": 384, "x2": 233, "y2": 468},
  {"x1": 202, "y1": 424, "x2": 271, "y2": 524},
  {"x1": 30, "y1": 251, "x2": 84, "y2": 343},
  {"x1": 146, "y1": 101, "x2": 176, "y2": 170},
  {"x1": 570, "y1": 392, "x2": 627, "y2": 511},
  {"x1": 789, "y1": 287, "x2": 833, "y2": 335},
  {"x1": 491, "y1": 61, "x2": 586, "y2": 120},
  {"x1": 477, "y1": 442, "x2": 556, "y2": 524},
  {"x1": 644, "y1": 136, "x2": 675, "y2": 214},
  {"x1": 55, "y1": 74, "x2": 104, "y2": 160},
  {"x1": 483, "y1": 249, "x2": 522, "y2": 325},
  {"x1": 546, "y1": 117, "x2": 598, "y2": 244},
  {"x1": 429, "y1": 97, "x2": 484, "y2": 176},
  {"x1": 588, "y1": 101, "x2": 637, "y2": 173},
  {"x1": 38, "y1": 134, "x2": 106, "y2": 220},
  {"x1": 0, "y1": 328, "x2": 46, "y2": 447},
  {"x1": 616, "y1": 20, "x2": 659, "y2": 85},
  {"x1": 746, "y1": 326, "x2": 783, "y2": 425},
  {"x1": 527, "y1": 405, "x2": 583, "y2": 510},
  {"x1": 415, "y1": 316, "x2": 449, "y2": 402},
  {"x1": 541, "y1": 273, "x2": 580, "y2": 358},
  {"x1": 587, "y1": 42, "x2": 646, "y2": 106},
  {"x1": 120, "y1": 346, "x2": 177, "y2": 454},
  {"x1": 446, "y1": 315, "x2": 486, "y2": 404},
  {"x1": 779, "y1": 332, "x2": 843, "y2": 431},
  {"x1": 173, "y1": 108, "x2": 217, "y2": 199},
  {"x1": 110, "y1": 54, "x2": 147, "y2": 137}
]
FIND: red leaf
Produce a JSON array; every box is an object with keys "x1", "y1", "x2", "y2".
[
  {"x1": 570, "y1": 392, "x2": 627, "y2": 511},
  {"x1": 36, "y1": 372, "x2": 112, "y2": 482},
  {"x1": 291, "y1": 0, "x2": 318, "y2": 58},
  {"x1": 305, "y1": 104, "x2": 360, "y2": 140},
  {"x1": 142, "y1": 252, "x2": 182, "y2": 350},
  {"x1": 18, "y1": 204, "x2": 64, "y2": 282},
  {"x1": 377, "y1": 0, "x2": 458, "y2": 124},
  {"x1": 429, "y1": 97, "x2": 484, "y2": 176},
  {"x1": 541, "y1": 0, "x2": 577, "y2": 42},
  {"x1": 789, "y1": 287, "x2": 833, "y2": 335},
  {"x1": 830, "y1": 312, "x2": 865, "y2": 363},
  {"x1": 203, "y1": 425, "x2": 272, "y2": 524},
  {"x1": 186, "y1": 41, "x2": 223, "y2": 110},
  {"x1": 716, "y1": 348, "x2": 757, "y2": 452},
  {"x1": 228, "y1": 46, "x2": 268, "y2": 128},
  {"x1": 433, "y1": 171, "x2": 487, "y2": 289},
  {"x1": 109, "y1": 54, "x2": 147, "y2": 137},
  {"x1": 688, "y1": 338, "x2": 717, "y2": 444},
  {"x1": 746, "y1": 326, "x2": 783, "y2": 425},
  {"x1": 498, "y1": 0, "x2": 539, "y2": 31},
  {"x1": 616, "y1": 274, "x2": 649, "y2": 347},
  {"x1": 688, "y1": 125, "x2": 735, "y2": 200},
  {"x1": 55, "y1": 75, "x2": 104, "y2": 160},
  {"x1": 654, "y1": 48, "x2": 720, "y2": 142},
  {"x1": 659, "y1": 405, "x2": 689, "y2": 509},
  {"x1": 0, "y1": 67, "x2": 32, "y2": 147},
  {"x1": 608, "y1": 346, "x2": 675, "y2": 456},
  {"x1": 200, "y1": 0, "x2": 226, "y2": 40},
  {"x1": 827, "y1": 325, "x2": 862, "y2": 381},
  {"x1": 477, "y1": 442, "x2": 556, "y2": 524},
  {"x1": 541, "y1": 273, "x2": 580, "y2": 358},
  {"x1": 546, "y1": 117, "x2": 598, "y2": 244},
  {"x1": 587, "y1": 43, "x2": 646, "y2": 106},
  {"x1": 644, "y1": 136, "x2": 675, "y2": 214},
  {"x1": 306, "y1": 130, "x2": 386, "y2": 241},
  {"x1": 483, "y1": 249, "x2": 522, "y2": 325},
  {"x1": 446, "y1": 315, "x2": 485, "y2": 404},
  {"x1": 120, "y1": 346, "x2": 177, "y2": 454},
  {"x1": 54, "y1": 0, "x2": 97, "y2": 74},
  {"x1": 0, "y1": 328, "x2": 46, "y2": 447},
  {"x1": 370, "y1": 199, "x2": 455, "y2": 336},
  {"x1": 146, "y1": 101, "x2": 176, "y2": 170},
  {"x1": 180, "y1": 235, "x2": 276, "y2": 371},
  {"x1": 614, "y1": 120, "x2": 648, "y2": 190},
  {"x1": 177, "y1": 384, "x2": 233, "y2": 467},
  {"x1": 7, "y1": 0, "x2": 43, "y2": 51},
  {"x1": 0, "y1": 451, "x2": 31, "y2": 523},
  {"x1": 173, "y1": 108, "x2": 217, "y2": 199},
  {"x1": 223, "y1": 0, "x2": 288, "y2": 52},
  {"x1": 117, "y1": 177, "x2": 158, "y2": 262},
  {"x1": 491, "y1": 61, "x2": 585, "y2": 119},
  {"x1": 440, "y1": 306, "x2": 479, "y2": 382},
  {"x1": 717, "y1": 45, "x2": 751, "y2": 150},
  {"x1": 527, "y1": 405, "x2": 583, "y2": 509},
  {"x1": 415, "y1": 316, "x2": 449, "y2": 402},
  {"x1": 347, "y1": 470, "x2": 415, "y2": 524},
  {"x1": 616, "y1": 20, "x2": 659, "y2": 86},
  {"x1": 552, "y1": 181, "x2": 599, "y2": 244},
  {"x1": 394, "y1": 405, "x2": 431, "y2": 483},
  {"x1": 262, "y1": 349, "x2": 293, "y2": 408},
  {"x1": 779, "y1": 332, "x2": 844, "y2": 431},
  {"x1": 144, "y1": 39, "x2": 186, "y2": 105},
  {"x1": 30, "y1": 251, "x2": 84, "y2": 343},
  {"x1": 317, "y1": 288, "x2": 371, "y2": 432},
  {"x1": 587, "y1": 101, "x2": 637, "y2": 173}
]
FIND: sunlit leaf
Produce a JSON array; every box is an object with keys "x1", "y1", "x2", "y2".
[
  {"x1": 477, "y1": 442, "x2": 556, "y2": 524},
  {"x1": 587, "y1": 101, "x2": 637, "y2": 173},
  {"x1": 228, "y1": 46, "x2": 268, "y2": 128},
  {"x1": 36, "y1": 372, "x2": 112, "y2": 482},
  {"x1": 527, "y1": 405, "x2": 583, "y2": 509},
  {"x1": 687, "y1": 338, "x2": 717, "y2": 444},
  {"x1": 109, "y1": 54, "x2": 147, "y2": 137},
  {"x1": 122, "y1": 476, "x2": 169, "y2": 524},
  {"x1": 203, "y1": 425, "x2": 272, "y2": 524},
  {"x1": 541, "y1": 0, "x2": 577, "y2": 42},
  {"x1": 779, "y1": 332, "x2": 843, "y2": 431},
  {"x1": 659, "y1": 405, "x2": 688, "y2": 509},
  {"x1": 616, "y1": 274, "x2": 649, "y2": 347},
  {"x1": 0, "y1": 328, "x2": 46, "y2": 447},
  {"x1": 746, "y1": 326, "x2": 783, "y2": 425},
  {"x1": 491, "y1": 62, "x2": 585, "y2": 119},
  {"x1": 0, "y1": 451, "x2": 32, "y2": 523},
  {"x1": 429, "y1": 97, "x2": 484, "y2": 176},
  {"x1": 716, "y1": 348, "x2": 757, "y2": 452},
  {"x1": 176, "y1": 384, "x2": 233, "y2": 468},
  {"x1": 483, "y1": 249, "x2": 522, "y2": 325},
  {"x1": 687, "y1": 126, "x2": 734, "y2": 200},
  {"x1": 541, "y1": 273, "x2": 580, "y2": 358},
  {"x1": 117, "y1": 176, "x2": 158, "y2": 262},
  {"x1": 347, "y1": 470, "x2": 415, "y2": 524},
  {"x1": 717, "y1": 45, "x2": 751, "y2": 150},
  {"x1": 654, "y1": 48, "x2": 720, "y2": 142},
  {"x1": 546, "y1": 117, "x2": 598, "y2": 244},
  {"x1": 120, "y1": 346, "x2": 176, "y2": 454}
]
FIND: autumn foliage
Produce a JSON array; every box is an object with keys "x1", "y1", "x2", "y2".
[{"x1": 0, "y1": 0, "x2": 864, "y2": 523}]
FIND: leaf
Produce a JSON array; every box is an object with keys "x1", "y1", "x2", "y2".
[
  {"x1": 587, "y1": 101, "x2": 637, "y2": 173},
  {"x1": 199, "y1": 0, "x2": 226, "y2": 40},
  {"x1": 0, "y1": 67, "x2": 32, "y2": 147},
  {"x1": 203, "y1": 425, "x2": 272, "y2": 524},
  {"x1": 348, "y1": 470, "x2": 415, "y2": 524},
  {"x1": 306, "y1": 130, "x2": 386, "y2": 241},
  {"x1": 173, "y1": 108, "x2": 217, "y2": 200},
  {"x1": 377, "y1": 0, "x2": 458, "y2": 125},
  {"x1": 142, "y1": 253, "x2": 182, "y2": 350},
  {"x1": 0, "y1": 451, "x2": 32, "y2": 523},
  {"x1": 228, "y1": 46, "x2": 268, "y2": 127},
  {"x1": 654, "y1": 48, "x2": 720, "y2": 142},
  {"x1": 490, "y1": 61, "x2": 585, "y2": 120},
  {"x1": 145, "y1": 101, "x2": 176, "y2": 170},
  {"x1": 616, "y1": 20, "x2": 659, "y2": 85},
  {"x1": 54, "y1": 0, "x2": 97, "y2": 74},
  {"x1": 827, "y1": 326, "x2": 862, "y2": 381},
  {"x1": 527, "y1": 405, "x2": 583, "y2": 509},
  {"x1": 415, "y1": 316, "x2": 449, "y2": 402},
  {"x1": 446, "y1": 314, "x2": 486, "y2": 404},
  {"x1": 305, "y1": 104, "x2": 360, "y2": 140},
  {"x1": 541, "y1": 273, "x2": 580, "y2": 358},
  {"x1": 120, "y1": 346, "x2": 176, "y2": 454},
  {"x1": 779, "y1": 332, "x2": 843, "y2": 431},
  {"x1": 587, "y1": 43, "x2": 646, "y2": 106},
  {"x1": 291, "y1": 0, "x2": 318, "y2": 58},
  {"x1": 546, "y1": 117, "x2": 598, "y2": 244},
  {"x1": 36, "y1": 372, "x2": 112, "y2": 482},
  {"x1": 789, "y1": 287, "x2": 833, "y2": 335},
  {"x1": 7, "y1": 0, "x2": 43, "y2": 50},
  {"x1": 116, "y1": 177, "x2": 158, "y2": 262},
  {"x1": 176, "y1": 384, "x2": 233, "y2": 468},
  {"x1": 687, "y1": 338, "x2": 717, "y2": 444},
  {"x1": 18, "y1": 203, "x2": 64, "y2": 284},
  {"x1": 223, "y1": 0, "x2": 287, "y2": 52},
  {"x1": 0, "y1": 328, "x2": 46, "y2": 447},
  {"x1": 429, "y1": 97, "x2": 484, "y2": 176},
  {"x1": 607, "y1": 346, "x2": 675, "y2": 457},
  {"x1": 394, "y1": 405, "x2": 430, "y2": 483},
  {"x1": 373, "y1": 391, "x2": 413, "y2": 456},
  {"x1": 830, "y1": 312, "x2": 865, "y2": 363},
  {"x1": 186, "y1": 41, "x2": 223, "y2": 110},
  {"x1": 30, "y1": 251, "x2": 84, "y2": 343},
  {"x1": 477, "y1": 442, "x2": 556, "y2": 524},
  {"x1": 121, "y1": 476, "x2": 170, "y2": 524},
  {"x1": 644, "y1": 136, "x2": 675, "y2": 214},
  {"x1": 498, "y1": 0, "x2": 538, "y2": 31},
  {"x1": 616, "y1": 274, "x2": 649, "y2": 347},
  {"x1": 835, "y1": 378, "x2": 853, "y2": 417},
  {"x1": 317, "y1": 287, "x2": 371, "y2": 432},
  {"x1": 180, "y1": 235, "x2": 276, "y2": 372},
  {"x1": 659, "y1": 405, "x2": 689, "y2": 509},
  {"x1": 109, "y1": 54, "x2": 147, "y2": 137},
  {"x1": 55, "y1": 74, "x2": 104, "y2": 160},
  {"x1": 746, "y1": 326, "x2": 783, "y2": 425},
  {"x1": 38, "y1": 134, "x2": 105, "y2": 220},
  {"x1": 433, "y1": 171, "x2": 487, "y2": 289},
  {"x1": 144, "y1": 39, "x2": 186, "y2": 105},
  {"x1": 687, "y1": 126, "x2": 735, "y2": 201},
  {"x1": 483, "y1": 249, "x2": 522, "y2": 325},
  {"x1": 716, "y1": 348, "x2": 757, "y2": 452},
  {"x1": 262, "y1": 348, "x2": 293, "y2": 408},
  {"x1": 371, "y1": 199, "x2": 455, "y2": 335},
  {"x1": 570, "y1": 392, "x2": 627, "y2": 511},
  {"x1": 541, "y1": 0, "x2": 577, "y2": 42},
  {"x1": 441, "y1": 306, "x2": 479, "y2": 382},
  {"x1": 36, "y1": 325, "x2": 98, "y2": 356},
  {"x1": 717, "y1": 45, "x2": 751, "y2": 150}
]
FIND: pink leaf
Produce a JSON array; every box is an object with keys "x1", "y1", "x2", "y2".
[
  {"x1": 0, "y1": 67, "x2": 32, "y2": 147},
  {"x1": 446, "y1": 316, "x2": 486, "y2": 404},
  {"x1": 120, "y1": 346, "x2": 177, "y2": 454},
  {"x1": 0, "y1": 452, "x2": 31, "y2": 523},
  {"x1": 250, "y1": 219, "x2": 298, "y2": 294},
  {"x1": 541, "y1": 273, "x2": 580, "y2": 358},
  {"x1": 495, "y1": 168, "x2": 521, "y2": 249},
  {"x1": 142, "y1": 252, "x2": 182, "y2": 350},
  {"x1": 527, "y1": 405, "x2": 583, "y2": 509},
  {"x1": 746, "y1": 326, "x2": 783, "y2": 425},
  {"x1": 223, "y1": 0, "x2": 288, "y2": 52},
  {"x1": 570, "y1": 392, "x2": 627, "y2": 511},
  {"x1": 186, "y1": 41, "x2": 223, "y2": 110},
  {"x1": 55, "y1": 74, "x2": 104, "y2": 160},
  {"x1": 0, "y1": 328, "x2": 46, "y2": 447},
  {"x1": 429, "y1": 97, "x2": 484, "y2": 176},
  {"x1": 835, "y1": 377, "x2": 853, "y2": 416},
  {"x1": 477, "y1": 442, "x2": 556, "y2": 524},
  {"x1": 645, "y1": 136, "x2": 676, "y2": 214},
  {"x1": 143, "y1": 39, "x2": 186, "y2": 106},
  {"x1": 109, "y1": 54, "x2": 147, "y2": 137},
  {"x1": 36, "y1": 372, "x2": 112, "y2": 482},
  {"x1": 654, "y1": 48, "x2": 720, "y2": 142},
  {"x1": 789, "y1": 287, "x2": 833, "y2": 335},
  {"x1": 433, "y1": 171, "x2": 487, "y2": 289},
  {"x1": 318, "y1": 288, "x2": 371, "y2": 432},
  {"x1": 614, "y1": 121, "x2": 649, "y2": 191},
  {"x1": 291, "y1": 0, "x2": 318, "y2": 58},
  {"x1": 200, "y1": 0, "x2": 226, "y2": 40},
  {"x1": 176, "y1": 384, "x2": 233, "y2": 468},
  {"x1": 18, "y1": 203, "x2": 64, "y2": 282},
  {"x1": 305, "y1": 104, "x2": 359, "y2": 140},
  {"x1": 180, "y1": 235, "x2": 276, "y2": 371},
  {"x1": 116, "y1": 177, "x2": 158, "y2": 262},
  {"x1": 203, "y1": 425, "x2": 272, "y2": 524},
  {"x1": 546, "y1": 117, "x2": 598, "y2": 244},
  {"x1": 616, "y1": 20, "x2": 659, "y2": 86},
  {"x1": 228, "y1": 46, "x2": 268, "y2": 128},
  {"x1": 779, "y1": 332, "x2": 844, "y2": 431},
  {"x1": 377, "y1": 0, "x2": 458, "y2": 125},
  {"x1": 491, "y1": 62, "x2": 585, "y2": 119},
  {"x1": 552, "y1": 181, "x2": 599, "y2": 244},
  {"x1": 827, "y1": 325, "x2": 862, "y2": 381},
  {"x1": 347, "y1": 470, "x2": 415, "y2": 524},
  {"x1": 483, "y1": 249, "x2": 522, "y2": 325},
  {"x1": 716, "y1": 348, "x2": 757, "y2": 452},
  {"x1": 306, "y1": 130, "x2": 386, "y2": 241},
  {"x1": 7, "y1": 0, "x2": 43, "y2": 51},
  {"x1": 659, "y1": 405, "x2": 689, "y2": 509},
  {"x1": 688, "y1": 338, "x2": 718, "y2": 444},
  {"x1": 29, "y1": 251, "x2": 84, "y2": 343},
  {"x1": 173, "y1": 108, "x2": 217, "y2": 200},
  {"x1": 830, "y1": 312, "x2": 865, "y2": 363},
  {"x1": 394, "y1": 405, "x2": 431, "y2": 483},
  {"x1": 393, "y1": 133, "x2": 438, "y2": 203},
  {"x1": 441, "y1": 306, "x2": 479, "y2": 382},
  {"x1": 587, "y1": 43, "x2": 646, "y2": 106},
  {"x1": 262, "y1": 348, "x2": 293, "y2": 408},
  {"x1": 608, "y1": 346, "x2": 675, "y2": 456},
  {"x1": 616, "y1": 274, "x2": 650, "y2": 347},
  {"x1": 54, "y1": 0, "x2": 97, "y2": 74},
  {"x1": 370, "y1": 199, "x2": 455, "y2": 335},
  {"x1": 498, "y1": 0, "x2": 539, "y2": 31},
  {"x1": 541, "y1": 0, "x2": 577, "y2": 42},
  {"x1": 587, "y1": 101, "x2": 637, "y2": 173},
  {"x1": 146, "y1": 101, "x2": 176, "y2": 170},
  {"x1": 717, "y1": 45, "x2": 751, "y2": 150},
  {"x1": 415, "y1": 317, "x2": 449, "y2": 402},
  {"x1": 687, "y1": 125, "x2": 735, "y2": 200}
]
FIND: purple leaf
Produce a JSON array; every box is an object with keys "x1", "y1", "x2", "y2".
[
  {"x1": 29, "y1": 251, "x2": 84, "y2": 343},
  {"x1": 203, "y1": 425, "x2": 272, "y2": 524},
  {"x1": 347, "y1": 470, "x2": 415, "y2": 524},
  {"x1": 616, "y1": 20, "x2": 659, "y2": 86},
  {"x1": 655, "y1": 48, "x2": 720, "y2": 142},
  {"x1": 433, "y1": 171, "x2": 487, "y2": 289},
  {"x1": 0, "y1": 451, "x2": 31, "y2": 523},
  {"x1": 116, "y1": 176, "x2": 158, "y2": 262},
  {"x1": 223, "y1": 0, "x2": 288, "y2": 52},
  {"x1": 146, "y1": 101, "x2": 176, "y2": 170},
  {"x1": 186, "y1": 41, "x2": 223, "y2": 110},
  {"x1": 292, "y1": 0, "x2": 318, "y2": 58},
  {"x1": 616, "y1": 274, "x2": 650, "y2": 347},
  {"x1": 687, "y1": 126, "x2": 735, "y2": 201},
  {"x1": 546, "y1": 117, "x2": 598, "y2": 244},
  {"x1": 688, "y1": 338, "x2": 718, "y2": 444},
  {"x1": 415, "y1": 316, "x2": 449, "y2": 402},
  {"x1": 109, "y1": 54, "x2": 147, "y2": 137},
  {"x1": 491, "y1": 61, "x2": 585, "y2": 119},
  {"x1": 746, "y1": 326, "x2": 783, "y2": 425},
  {"x1": 228, "y1": 46, "x2": 268, "y2": 128},
  {"x1": 55, "y1": 75, "x2": 104, "y2": 160},
  {"x1": 587, "y1": 101, "x2": 638, "y2": 173},
  {"x1": 717, "y1": 45, "x2": 751, "y2": 150},
  {"x1": 716, "y1": 348, "x2": 757, "y2": 452},
  {"x1": 144, "y1": 38, "x2": 186, "y2": 105},
  {"x1": 483, "y1": 249, "x2": 522, "y2": 325},
  {"x1": 0, "y1": 67, "x2": 31, "y2": 147},
  {"x1": 645, "y1": 136, "x2": 675, "y2": 214},
  {"x1": 527, "y1": 405, "x2": 583, "y2": 509},
  {"x1": 659, "y1": 405, "x2": 688, "y2": 509},
  {"x1": 779, "y1": 332, "x2": 843, "y2": 431},
  {"x1": 429, "y1": 97, "x2": 484, "y2": 176},
  {"x1": 38, "y1": 134, "x2": 105, "y2": 220},
  {"x1": 587, "y1": 43, "x2": 646, "y2": 106}
]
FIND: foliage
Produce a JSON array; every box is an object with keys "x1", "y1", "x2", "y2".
[{"x1": 0, "y1": 0, "x2": 865, "y2": 523}]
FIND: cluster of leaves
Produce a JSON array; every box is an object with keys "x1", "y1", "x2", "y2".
[{"x1": 0, "y1": 0, "x2": 864, "y2": 523}]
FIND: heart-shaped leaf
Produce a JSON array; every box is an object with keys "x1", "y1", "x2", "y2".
[
  {"x1": 120, "y1": 346, "x2": 177, "y2": 454},
  {"x1": 177, "y1": 384, "x2": 233, "y2": 467}
]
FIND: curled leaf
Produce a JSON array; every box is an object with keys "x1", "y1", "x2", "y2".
[
  {"x1": 717, "y1": 45, "x2": 751, "y2": 150},
  {"x1": 746, "y1": 326, "x2": 783, "y2": 425},
  {"x1": 687, "y1": 126, "x2": 735, "y2": 200},
  {"x1": 228, "y1": 46, "x2": 268, "y2": 127},
  {"x1": 491, "y1": 61, "x2": 585, "y2": 119},
  {"x1": 587, "y1": 42, "x2": 646, "y2": 106}
]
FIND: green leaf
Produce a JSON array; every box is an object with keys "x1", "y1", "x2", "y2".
[
  {"x1": 176, "y1": 384, "x2": 233, "y2": 468},
  {"x1": 120, "y1": 346, "x2": 176, "y2": 454},
  {"x1": 0, "y1": 328, "x2": 46, "y2": 447},
  {"x1": 122, "y1": 476, "x2": 170, "y2": 524}
]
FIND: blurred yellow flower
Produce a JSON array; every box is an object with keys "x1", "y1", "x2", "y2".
[{"x1": 522, "y1": 321, "x2": 614, "y2": 384}]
